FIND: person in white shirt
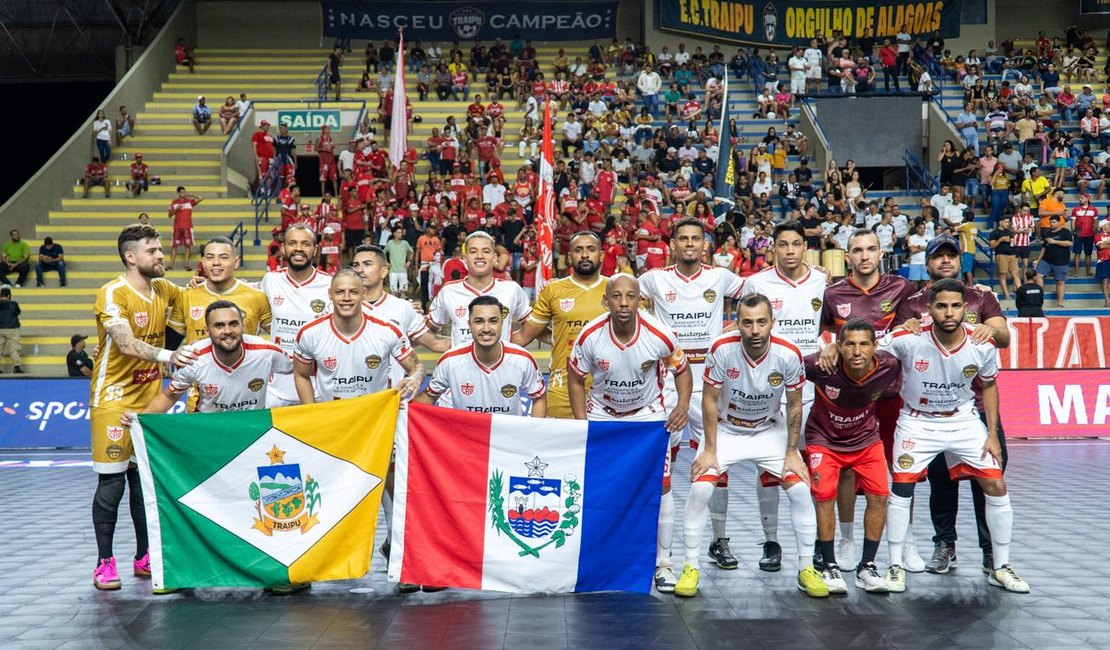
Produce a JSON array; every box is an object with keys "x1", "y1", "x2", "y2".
[
  {"x1": 568, "y1": 273, "x2": 691, "y2": 594},
  {"x1": 906, "y1": 219, "x2": 931, "y2": 285},
  {"x1": 292, "y1": 270, "x2": 423, "y2": 403},
  {"x1": 482, "y1": 178, "x2": 507, "y2": 209},
  {"x1": 803, "y1": 40, "x2": 825, "y2": 94},
  {"x1": 637, "y1": 64, "x2": 663, "y2": 116},
  {"x1": 675, "y1": 293, "x2": 825, "y2": 598},
  {"x1": 929, "y1": 184, "x2": 953, "y2": 212},
  {"x1": 752, "y1": 171, "x2": 773, "y2": 198},
  {"x1": 673, "y1": 44, "x2": 691, "y2": 67},
  {"x1": 337, "y1": 140, "x2": 356, "y2": 175},
  {"x1": 788, "y1": 46, "x2": 809, "y2": 95},
  {"x1": 880, "y1": 279, "x2": 1028, "y2": 594},
  {"x1": 941, "y1": 187, "x2": 968, "y2": 228},
  {"x1": 235, "y1": 93, "x2": 252, "y2": 119},
  {"x1": 417, "y1": 295, "x2": 546, "y2": 416},
  {"x1": 561, "y1": 113, "x2": 583, "y2": 157}
]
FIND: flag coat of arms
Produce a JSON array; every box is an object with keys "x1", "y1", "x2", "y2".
[
  {"x1": 131, "y1": 392, "x2": 399, "y2": 590},
  {"x1": 389, "y1": 402, "x2": 668, "y2": 594}
]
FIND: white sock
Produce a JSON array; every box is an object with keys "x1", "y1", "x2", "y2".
[
  {"x1": 757, "y1": 481, "x2": 780, "y2": 544},
  {"x1": 709, "y1": 485, "x2": 729, "y2": 540},
  {"x1": 886, "y1": 494, "x2": 913, "y2": 567},
  {"x1": 657, "y1": 491, "x2": 675, "y2": 566},
  {"x1": 839, "y1": 520, "x2": 855, "y2": 542},
  {"x1": 984, "y1": 493, "x2": 1013, "y2": 569},
  {"x1": 518, "y1": 143, "x2": 526, "y2": 158},
  {"x1": 785, "y1": 482, "x2": 817, "y2": 568},
  {"x1": 381, "y1": 490, "x2": 393, "y2": 540},
  {"x1": 682, "y1": 481, "x2": 713, "y2": 571}
]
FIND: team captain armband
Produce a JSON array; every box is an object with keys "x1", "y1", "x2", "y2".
[{"x1": 664, "y1": 347, "x2": 688, "y2": 373}]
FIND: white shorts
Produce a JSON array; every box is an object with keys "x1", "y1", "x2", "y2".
[
  {"x1": 663, "y1": 372, "x2": 704, "y2": 448},
  {"x1": 587, "y1": 400, "x2": 671, "y2": 490},
  {"x1": 389, "y1": 271, "x2": 409, "y2": 292},
  {"x1": 891, "y1": 410, "x2": 1002, "y2": 484},
  {"x1": 693, "y1": 418, "x2": 792, "y2": 487},
  {"x1": 805, "y1": 68, "x2": 821, "y2": 80},
  {"x1": 790, "y1": 76, "x2": 806, "y2": 94}
]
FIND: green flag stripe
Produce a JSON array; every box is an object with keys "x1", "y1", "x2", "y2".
[{"x1": 161, "y1": 503, "x2": 288, "y2": 589}]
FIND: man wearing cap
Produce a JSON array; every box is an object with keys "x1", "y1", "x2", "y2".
[
  {"x1": 192, "y1": 95, "x2": 211, "y2": 135},
  {"x1": 1034, "y1": 214, "x2": 1073, "y2": 308},
  {"x1": 68, "y1": 334, "x2": 92, "y2": 377},
  {"x1": 127, "y1": 153, "x2": 149, "y2": 199},
  {"x1": 251, "y1": 120, "x2": 276, "y2": 182}
]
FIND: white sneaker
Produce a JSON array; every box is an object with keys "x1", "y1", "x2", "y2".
[
  {"x1": 821, "y1": 564, "x2": 848, "y2": 594},
  {"x1": 903, "y1": 539, "x2": 926, "y2": 573},
  {"x1": 856, "y1": 562, "x2": 888, "y2": 593},
  {"x1": 885, "y1": 565, "x2": 907, "y2": 593},
  {"x1": 837, "y1": 538, "x2": 857, "y2": 569},
  {"x1": 654, "y1": 562, "x2": 677, "y2": 593},
  {"x1": 988, "y1": 564, "x2": 1030, "y2": 593}
]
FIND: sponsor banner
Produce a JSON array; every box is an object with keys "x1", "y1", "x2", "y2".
[
  {"x1": 997, "y1": 370, "x2": 1110, "y2": 438},
  {"x1": 1081, "y1": 0, "x2": 1110, "y2": 15},
  {"x1": 0, "y1": 378, "x2": 185, "y2": 448},
  {"x1": 322, "y1": 1, "x2": 619, "y2": 42},
  {"x1": 276, "y1": 110, "x2": 341, "y2": 132},
  {"x1": 1002, "y1": 317, "x2": 1110, "y2": 369},
  {"x1": 654, "y1": 0, "x2": 962, "y2": 47}
]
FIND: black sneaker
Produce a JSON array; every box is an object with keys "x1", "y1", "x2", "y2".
[
  {"x1": 812, "y1": 544, "x2": 825, "y2": 572},
  {"x1": 379, "y1": 540, "x2": 391, "y2": 561},
  {"x1": 981, "y1": 552, "x2": 994, "y2": 575},
  {"x1": 397, "y1": 582, "x2": 421, "y2": 593},
  {"x1": 708, "y1": 538, "x2": 739, "y2": 570},
  {"x1": 759, "y1": 541, "x2": 782, "y2": 572},
  {"x1": 925, "y1": 543, "x2": 957, "y2": 574}
]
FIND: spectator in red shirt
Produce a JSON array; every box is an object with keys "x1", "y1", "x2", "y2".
[
  {"x1": 451, "y1": 69, "x2": 470, "y2": 101},
  {"x1": 167, "y1": 186, "x2": 203, "y2": 270},
  {"x1": 475, "y1": 131, "x2": 501, "y2": 177},
  {"x1": 342, "y1": 185, "x2": 367, "y2": 259},
  {"x1": 126, "y1": 152, "x2": 149, "y2": 198},
  {"x1": 601, "y1": 230, "x2": 626, "y2": 276},
  {"x1": 251, "y1": 120, "x2": 276, "y2": 183},
  {"x1": 316, "y1": 125, "x2": 338, "y2": 197},
  {"x1": 1072, "y1": 193, "x2": 1098, "y2": 275},
  {"x1": 174, "y1": 37, "x2": 194, "y2": 73},
  {"x1": 467, "y1": 94, "x2": 486, "y2": 120},
  {"x1": 82, "y1": 157, "x2": 109, "y2": 199}
]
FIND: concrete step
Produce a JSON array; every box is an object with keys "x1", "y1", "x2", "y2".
[{"x1": 69, "y1": 185, "x2": 227, "y2": 198}]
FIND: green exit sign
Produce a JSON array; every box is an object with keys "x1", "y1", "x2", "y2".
[{"x1": 276, "y1": 110, "x2": 341, "y2": 131}]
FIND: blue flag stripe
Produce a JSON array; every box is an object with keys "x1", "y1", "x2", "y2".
[{"x1": 575, "y1": 420, "x2": 668, "y2": 593}]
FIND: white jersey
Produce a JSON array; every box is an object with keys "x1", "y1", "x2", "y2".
[
  {"x1": 428, "y1": 278, "x2": 532, "y2": 346},
  {"x1": 703, "y1": 333, "x2": 805, "y2": 435},
  {"x1": 883, "y1": 325, "x2": 998, "y2": 420},
  {"x1": 293, "y1": 313, "x2": 414, "y2": 400},
  {"x1": 741, "y1": 266, "x2": 827, "y2": 357},
  {"x1": 168, "y1": 335, "x2": 292, "y2": 412},
  {"x1": 363, "y1": 291, "x2": 430, "y2": 385},
  {"x1": 427, "y1": 342, "x2": 545, "y2": 415},
  {"x1": 569, "y1": 311, "x2": 687, "y2": 416},
  {"x1": 640, "y1": 264, "x2": 745, "y2": 388},
  {"x1": 259, "y1": 268, "x2": 333, "y2": 401}
]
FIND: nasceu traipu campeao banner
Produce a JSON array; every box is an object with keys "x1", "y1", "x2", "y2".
[
  {"x1": 654, "y1": 0, "x2": 963, "y2": 48},
  {"x1": 323, "y1": 1, "x2": 619, "y2": 42}
]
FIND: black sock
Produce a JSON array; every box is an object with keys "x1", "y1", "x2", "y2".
[
  {"x1": 94, "y1": 523, "x2": 116, "y2": 561},
  {"x1": 92, "y1": 472, "x2": 126, "y2": 561},
  {"x1": 126, "y1": 466, "x2": 149, "y2": 559},
  {"x1": 862, "y1": 538, "x2": 880, "y2": 565},
  {"x1": 818, "y1": 539, "x2": 836, "y2": 567}
]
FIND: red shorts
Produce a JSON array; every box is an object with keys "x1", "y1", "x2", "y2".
[
  {"x1": 172, "y1": 227, "x2": 193, "y2": 247},
  {"x1": 319, "y1": 159, "x2": 337, "y2": 181},
  {"x1": 258, "y1": 156, "x2": 273, "y2": 178},
  {"x1": 807, "y1": 441, "x2": 890, "y2": 502},
  {"x1": 876, "y1": 395, "x2": 903, "y2": 463}
]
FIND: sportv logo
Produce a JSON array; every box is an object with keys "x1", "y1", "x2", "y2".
[{"x1": 0, "y1": 399, "x2": 186, "y2": 432}]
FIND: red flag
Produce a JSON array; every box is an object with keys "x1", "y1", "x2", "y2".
[
  {"x1": 534, "y1": 99, "x2": 556, "y2": 294},
  {"x1": 389, "y1": 31, "x2": 408, "y2": 170}
]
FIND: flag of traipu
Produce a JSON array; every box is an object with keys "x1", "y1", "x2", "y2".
[{"x1": 389, "y1": 401, "x2": 668, "y2": 594}]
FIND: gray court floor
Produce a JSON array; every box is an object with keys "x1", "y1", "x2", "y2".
[{"x1": 2, "y1": 440, "x2": 1109, "y2": 649}]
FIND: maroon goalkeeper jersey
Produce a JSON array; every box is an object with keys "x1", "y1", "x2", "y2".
[
  {"x1": 821, "y1": 274, "x2": 918, "y2": 337},
  {"x1": 804, "y1": 352, "x2": 903, "y2": 452}
]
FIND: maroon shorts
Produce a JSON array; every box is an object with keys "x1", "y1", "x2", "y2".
[{"x1": 808, "y1": 441, "x2": 890, "y2": 502}]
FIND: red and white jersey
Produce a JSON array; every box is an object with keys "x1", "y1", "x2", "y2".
[
  {"x1": 882, "y1": 325, "x2": 998, "y2": 420},
  {"x1": 426, "y1": 342, "x2": 545, "y2": 415},
  {"x1": 703, "y1": 334, "x2": 806, "y2": 434},
  {"x1": 741, "y1": 265, "x2": 828, "y2": 356},
  {"x1": 363, "y1": 291, "x2": 431, "y2": 385},
  {"x1": 168, "y1": 335, "x2": 291, "y2": 413},
  {"x1": 293, "y1": 313, "x2": 414, "y2": 400},
  {"x1": 640, "y1": 264, "x2": 745, "y2": 385},
  {"x1": 569, "y1": 312, "x2": 687, "y2": 415},
  {"x1": 428, "y1": 278, "x2": 532, "y2": 347},
  {"x1": 258, "y1": 268, "x2": 333, "y2": 402}
]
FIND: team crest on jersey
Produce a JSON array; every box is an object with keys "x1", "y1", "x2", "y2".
[
  {"x1": 106, "y1": 426, "x2": 125, "y2": 442},
  {"x1": 310, "y1": 299, "x2": 326, "y2": 314},
  {"x1": 134, "y1": 312, "x2": 149, "y2": 328},
  {"x1": 250, "y1": 446, "x2": 320, "y2": 536},
  {"x1": 489, "y1": 456, "x2": 581, "y2": 558},
  {"x1": 966, "y1": 311, "x2": 979, "y2": 324},
  {"x1": 726, "y1": 367, "x2": 740, "y2": 380},
  {"x1": 640, "y1": 360, "x2": 655, "y2": 373},
  {"x1": 559, "y1": 298, "x2": 575, "y2": 312},
  {"x1": 501, "y1": 306, "x2": 510, "y2": 320},
  {"x1": 454, "y1": 305, "x2": 468, "y2": 318},
  {"x1": 664, "y1": 291, "x2": 677, "y2": 303},
  {"x1": 190, "y1": 306, "x2": 205, "y2": 320},
  {"x1": 598, "y1": 358, "x2": 610, "y2": 371},
  {"x1": 811, "y1": 297, "x2": 822, "y2": 311},
  {"x1": 501, "y1": 384, "x2": 518, "y2": 398},
  {"x1": 273, "y1": 295, "x2": 285, "y2": 306},
  {"x1": 767, "y1": 371, "x2": 784, "y2": 387},
  {"x1": 880, "y1": 299, "x2": 894, "y2": 313},
  {"x1": 809, "y1": 453, "x2": 823, "y2": 469},
  {"x1": 896, "y1": 453, "x2": 914, "y2": 470},
  {"x1": 914, "y1": 358, "x2": 930, "y2": 372},
  {"x1": 248, "y1": 378, "x2": 265, "y2": 392},
  {"x1": 461, "y1": 382, "x2": 475, "y2": 396},
  {"x1": 703, "y1": 289, "x2": 717, "y2": 304},
  {"x1": 962, "y1": 364, "x2": 978, "y2": 378},
  {"x1": 203, "y1": 383, "x2": 219, "y2": 396},
  {"x1": 322, "y1": 356, "x2": 337, "y2": 371},
  {"x1": 825, "y1": 386, "x2": 840, "y2": 400},
  {"x1": 901, "y1": 438, "x2": 916, "y2": 451},
  {"x1": 770, "y1": 298, "x2": 783, "y2": 310},
  {"x1": 365, "y1": 355, "x2": 382, "y2": 370},
  {"x1": 837, "y1": 303, "x2": 851, "y2": 318}
]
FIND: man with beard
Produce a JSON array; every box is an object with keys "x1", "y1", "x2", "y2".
[
  {"x1": 882, "y1": 279, "x2": 1028, "y2": 594},
  {"x1": 568, "y1": 274, "x2": 691, "y2": 594},
  {"x1": 89, "y1": 224, "x2": 196, "y2": 590},
  {"x1": 513, "y1": 231, "x2": 607, "y2": 419},
  {"x1": 638, "y1": 218, "x2": 745, "y2": 575},
  {"x1": 258, "y1": 224, "x2": 333, "y2": 407},
  {"x1": 893, "y1": 234, "x2": 1010, "y2": 576}
]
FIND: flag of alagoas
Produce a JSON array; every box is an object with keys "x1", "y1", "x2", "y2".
[{"x1": 131, "y1": 392, "x2": 399, "y2": 590}]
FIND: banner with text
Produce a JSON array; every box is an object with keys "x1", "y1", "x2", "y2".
[
  {"x1": 655, "y1": 0, "x2": 962, "y2": 47},
  {"x1": 1081, "y1": 0, "x2": 1110, "y2": 15},
  {"x1": 323, "y1": 1, "x2": 619, "y2": 42},
  {"x1": 1001, "y1": 317, "x2": 1110, "y2": 370},
  {"x1": 997, "y1": 370, "x2": 1110, "y2": 438}
]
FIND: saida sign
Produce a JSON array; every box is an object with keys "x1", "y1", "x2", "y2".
[{"x1": 276, "y1": 110, "x2": 341, "y2": 132}]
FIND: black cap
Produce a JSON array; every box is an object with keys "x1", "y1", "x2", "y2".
[
  {"x1": 0, "y1": 287, "x2": 10, "y2": 297},
  {"x1": 799, "y1": 157, "x2": 808, "y2": 163},
  {"x1": 71, "y1": 333, "x2": 88, "y2": 346}
]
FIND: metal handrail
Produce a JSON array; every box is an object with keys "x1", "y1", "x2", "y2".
[
  {"x1": 252, "y1": 162, "x2": 281, "y2": 246},
  {"x1": 316, "y1": 64, "x2": 329, "y2": 102},
  {"x1": 903, "y1": 149, "x2": 939, "y2": 196},
  {"x1": 230, "y1": 220, "x2": 245, "y2": 261},
  {"x1": 799, "y1": 98, "x2": 831, "y2": 152},
  {"x1": 973, "y1": 232, "x2": 995, "y2": 290}
]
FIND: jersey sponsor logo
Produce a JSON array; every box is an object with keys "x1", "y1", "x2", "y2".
[
  {"x1": 310, "y1": 299, "x2": 326, "y2": 314},
  {"x1": 880, "y1": 299, "x2": 894, "y2": 313},
  {"x1": 273, "y1": 295, "x2": 285, "y2": 306},
  {"x1": 726, "y1": 414, "x2": 767, "y2": 428},
  {"x1": 767, "y1": 371, "x2": 784, "y2": 387},
  {"x1": 248, "y1": 378, "x2": 265, "y2": 392},
  {"x1": 811, "y1": 297, "x2": 822, "y2": 311},
  {"x1": 106, "y1": 444, "x2": 125, "y2": 460},
  {"x1": 837, "y1": 303, "x2": 851, "y2": 318},
  {"x1": 461, "y1": 382, "x2": 475, "y2": 396},
  {"x1": 962, "y1": 364, "x2": 979, "y2": 378},
  {"x1": 559, "y1": 298, "x2": 575, "y2": 312},
  {"x1": 664, "y1": 291, "x2": 677, "y2": 303},
  {"x1": 825, "y1": 386, "x2": 840, "y2": 400},
  {"x1": 896, "y1": 453, "x2": 914, "y2": 470},
  {"x1": 104, "y1": 303, "x2": 121, "y2": 318},
  {"x1": 203, "y1": 383, "x2": 219, "y2": 396},
  {"x1": 500, "y1": 384, "x2": 518, "y2": 398},
  {"x1": 134, "y1": 312, "x2": 149, "y2": 328},
  {"x1": 106, "y1": 426, "x2": 125, "y2": 442},
  {"x1": 966, "y1": 311, "x2": 979, "y2": 324},
  {"x1": 914, "y1": 358, "x2": 930, "y2": 372},
  {"x1": 454, "y1": 305, "x2": 468, "y2": 318},
  {"x1": 323, "y1": 356, "x2": 338, "y2": 371},
  {"x1": 640, "y1": 360, "x2": 655, "y2": 373},
  {"x1": 770, "y1": 298, "x2": 783, "y2": 310},
  {"x1": 598, "y1": 358, "x2": 610, "y2": 371},
  {"x1": 703, "y1": 289, "x2": 717, "y2": 304},
  {"x1": 190, "y1": 306, "x2": 205, "y2": 320},
  {"x1": 132, "y1": 368, "x2": 160, "y2": 385},
  {"x1": 365, "y1": 355, "x2": 382, "y2": 370},
  {"x1": 725, "y1": 367, "x2": 740, "y2": 380},
  {"x1": 901, "y1": 438, "x2": 916, "y2": 451}
]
